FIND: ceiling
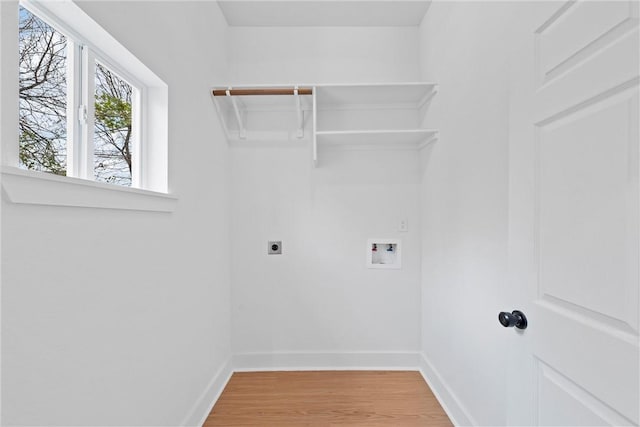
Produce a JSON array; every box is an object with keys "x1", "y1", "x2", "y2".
[{"x1": 217, "y1": 1, "x2": 432, "y2": 27}]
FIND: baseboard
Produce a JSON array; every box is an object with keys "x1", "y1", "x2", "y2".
[
  {"x1": 233, "y1": 351, "x2": 421, "y2": 371},
  {"x1": 181, "y1": 352, "x2": 461, "y2": 427},
  {"x1": 181, "y1": 356, "x2": 233, "y2": 427},
  {"x1": 419, "y1": 352, "x2": 476, "y2": 426}
]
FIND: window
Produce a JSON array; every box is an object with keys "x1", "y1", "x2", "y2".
[
  {"x1": 18, "y1": 6, "x2": 68, "y2": 175},
  {"x1": 19, "y1": 5, "x2": 139, "y2": 187},
  {"x1": 94, "y1": 61, "x2": 135, "y2": 186},
  {"x1": 15, "y1": 1, "x2": 167, "y2": 193}
]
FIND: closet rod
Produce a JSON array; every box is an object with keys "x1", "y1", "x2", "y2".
[{"x1": 212, "y1": 87, "x2": 313, "y2": 97}]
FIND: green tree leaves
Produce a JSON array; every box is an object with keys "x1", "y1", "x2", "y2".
[{"x1": 95, "y1": 93, "x2": 131, "y2": 132}]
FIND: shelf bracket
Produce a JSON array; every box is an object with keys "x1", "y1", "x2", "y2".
[
  {"x1": 417, "y1": 131, "x2": 439, "y2": 149},
  {"x1": 312, "y1": 86, "x2": 317, "y2": 167},
  {"x1": 418, "y1": 85, "x2": 439, "y2": 110},
  {"x1": 227, "y1": 87, "x2": 246, "y2": 139},
  {"x1": 294, "y1": 86, "x2": 304, "y2": 138}
]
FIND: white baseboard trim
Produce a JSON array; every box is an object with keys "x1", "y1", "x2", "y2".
[
  {"x1": 182, "y1": 352, "x2": 467, "y2": 427},
  {"x1": 419, "y1": 352, "x2": 476, "y2": 427},
  {"x1": 181, "y1": 356, "x2": 233, "y2": 427},
  {"x1": 233, "y1": 351, "x2": 421, "y2": 371}
]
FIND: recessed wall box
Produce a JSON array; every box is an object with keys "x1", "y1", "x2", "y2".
[{"x1": 367, "y1": 238, "x2": 401, "y2": 269}]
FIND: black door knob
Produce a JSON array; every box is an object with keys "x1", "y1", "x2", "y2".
[{"x1": 498, "y1": 310, "x2": 527, "y2": 329}]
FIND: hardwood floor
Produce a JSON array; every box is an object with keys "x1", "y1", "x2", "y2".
[{"x1": 203, "y1": 371, "x2": 452, "y2": 426}]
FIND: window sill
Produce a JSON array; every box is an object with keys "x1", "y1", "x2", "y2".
[{"x1": 1, "y1": 166, "x2": 177, "y2": 212}]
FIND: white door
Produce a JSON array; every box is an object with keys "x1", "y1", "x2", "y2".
[{"x1": 507, "y1": 1, "x2": 639, "y2": 425}]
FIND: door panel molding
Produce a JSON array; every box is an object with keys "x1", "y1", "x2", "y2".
[
  {"x1": 539, "y1": 294, "x2": 639, "y2": 339},
  {"x1": 535, "y1": 305, "x2": 639, "y2": 423},
  {"x1": 535, "y1": 77, "x2": 639, "y2": 128},
  {"x1": 536, "y1": 28, "x2": 639, "y2": 122},
  {"x1": 535, "y1": 0, "x2": 639, "y2": 87},
  {"x1": 536, "y1": 359, "x2": 635, "y2": 426},
  {"x1": 534, "y1": 89, "x2": 639, "y2": 332}
]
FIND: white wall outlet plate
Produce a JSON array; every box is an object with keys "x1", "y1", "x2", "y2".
[
  {"x1": 398, "y1": 218, "x2": 408, "y2": 232},
  {"x1": 268, "y1": 241, "x2": 282, "y2": 255}
]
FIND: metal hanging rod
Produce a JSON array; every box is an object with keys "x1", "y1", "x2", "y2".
[{"x1": 212, "y1": 87, "x2": 313, "y2": 97}]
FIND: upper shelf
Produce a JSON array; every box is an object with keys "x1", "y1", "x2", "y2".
[
  {"x1": 211, "y1": 82, "x2": 439, "y2": 166},
  {"x1": 315, "y1": 82, "x2": 438, "y2": 109},
  {"x1": 212, "y1": 86, "x2": 314, "y2": 142}
]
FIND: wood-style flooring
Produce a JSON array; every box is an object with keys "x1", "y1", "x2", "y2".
[{"x1": 203, "y1": 370, "x2": 453, "y2": 426}]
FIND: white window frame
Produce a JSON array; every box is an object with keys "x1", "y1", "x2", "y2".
[
  {"x1": 22, "y1": 0, "x2": 146, "y2": 187},
  {"x1": 1, "y1": 0, "x2": 173, "y2": 211}
]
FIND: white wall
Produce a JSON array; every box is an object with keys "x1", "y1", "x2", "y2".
[
  {"x1": 1, "y1": 2, "x2": 231, "y2": 425},
  {"x1": 229, "y1": 27, "x2": 423, "y2": 364},
  {"x1": 228, "y1": 26, "x2": 420, "y2": 84},
  {"x1": 418, "y1": 2, "x2": 517, "y2": 425}
]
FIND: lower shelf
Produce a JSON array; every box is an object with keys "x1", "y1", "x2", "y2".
[{"x1": 315, "y1": 129, "x2": 438, "y2": 149}]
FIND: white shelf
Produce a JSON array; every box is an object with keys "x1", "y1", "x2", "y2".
[
  {"x1": 313, "y1": 83, "x2": 438, "y2": 163},
  {"x1": 212, "y1": 86, "x2": 313, "y2": 142},
  {"x1": 316, "y1": 129, "x2": 438, "y2": 149},
  {"x1": 211, "y1": 82, "x2": 439, "y2": 166},
  {"x1": 315, "y1": 82, "x2": 437, "y2": 108}
]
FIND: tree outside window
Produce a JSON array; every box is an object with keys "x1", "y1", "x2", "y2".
[
  {"x1": 94, "y1": 62, "x2": 134, "y2": 186},
  {"x1": 18, "y1": 6, "x2": 67, "y2": 175}
]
